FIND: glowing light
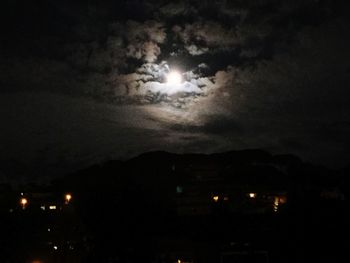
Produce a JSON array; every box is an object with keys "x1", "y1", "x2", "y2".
[
  {"x1": 166, "y1": 71, "x2": 182, "y2": 85},
  {"x1": 273, "y1": 197, "x2": 279, "y2": 212},
  {"x1": 248, "y1": 193, "x2": 257, "y2": 198},
  {"x1": 65, "y1": 193, "x2": 72, "y2": 204},
  {"x1": 53, "y1": 245, "x2": 58, "y2": 250},
  {"x1": 20, "y1": 198, "x2": 28, "y2": 209},
  {"x1": 273, "y1": 195, "x2": 287, "y2": 212},
  {"x1": 213, "y1": 195, "x2": 219, "y2": 202},
  {"x1": 49, "y1": 205, "x2": 57, "y2": 210}
]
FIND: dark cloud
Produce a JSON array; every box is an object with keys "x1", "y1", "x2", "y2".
[{"x1": 1, "y1": 0, "x2": 350, "y2": 179}]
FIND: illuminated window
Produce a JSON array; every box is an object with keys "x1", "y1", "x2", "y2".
[{"x1": 49, "y1": 205, "x2": 57, "y2": 210}]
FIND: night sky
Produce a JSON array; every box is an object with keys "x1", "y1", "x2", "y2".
[{"x1": 1, "y1": 0, "x2": 350, "y2": 181}]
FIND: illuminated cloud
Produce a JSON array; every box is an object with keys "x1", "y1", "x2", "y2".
[
  {"x1": 185, "y1": 44, "x2": 209, "y2": 56},
  {"x1": 145, "y1": 81, "x2": 203, "y2": 96},
  {"x1": 1, "y1": 0, "x2": 350, "y2": 178},
  {"x1": 173, "y1": 21, "x2": 238, "y2": 55}
]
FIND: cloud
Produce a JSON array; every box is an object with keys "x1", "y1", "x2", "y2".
[
  {"x1": 158, "y1": 2, "x2": 197, "y2": 17},
  {"x1": 184, "y1": 44, "x2": 209, "y2": 56},
  {"x1": 124, "y1": 20, "x2": 166, "y2": 62},
  {"x1": 173, "y1": 21, "x2": 238, "y2": 55},
  {"x1": 126, "y1": 20, "x2": 166, "y2": 44},
  {"x1": 145, "y1": 81, "x2": 203, "y2": 96},
  {"x1": 2, "y1": 0, "x2": 350, "y2": 177},
  {"x1": 127, "y1": 41, "x2": 161, "y2": 63}
]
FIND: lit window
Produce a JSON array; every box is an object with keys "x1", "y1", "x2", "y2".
[{"x1": 49, "y1": 205, "x2": 57, "y2": 210}]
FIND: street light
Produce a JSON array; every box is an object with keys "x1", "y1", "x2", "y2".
[
  {"x1": 212, "y1": 195, "x2": 219, "y2": 202},
  {"x1": 20, "y1": 198, "x2": 28, "y2": 209},
  {"x1": 65, "y1": 193, "x2": 72, "y2": 204}
]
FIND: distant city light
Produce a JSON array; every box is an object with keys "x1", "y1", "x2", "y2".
[
  {"x1": 273, "y1": 197, "x2": 279, "y2": 212},
  {"x1": 53, "y1": 245, "x2": 58, "y2": 250},
  {"x1": 65, "y1": 193, "x2": 72, "y2": 204},
  {"x1": 49, "y1": 205, "x2": 57, "y2": 210},
  {"x1": 248, "y1": 193, "x2": 257, "y2": 198},
  {"x1": 212, "y1": 195, "x2": 219, "y2": 202},
  {"x1": 273, "y1": 195, "x2": 287, "y2": 212},
  {"x1": 40, "y1": 205, "x2": 46, "y2": 211},
  {"x1": 20, "y1": 198, "x2": 28, "y2": 209},
  {"x1": 176, "y1": 186, "x2": 183, "y2": 194}
]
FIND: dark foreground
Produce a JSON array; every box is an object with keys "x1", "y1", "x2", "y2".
[{"x1": 0, "y1": 150, "x2": 348, "y2": 262}]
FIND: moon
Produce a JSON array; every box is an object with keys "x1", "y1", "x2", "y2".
[{"x1": 166, "y1": 71, "x2": 182, "y2": 85}]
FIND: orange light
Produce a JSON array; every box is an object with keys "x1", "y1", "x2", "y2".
[
  {"x1": 273, "y1": 195, "x2": 287, "y2": 212},
  {"x1": 20, "y1": 198, "x2": 28, "y2": 209},
  {"x1": 213, "y1": 195, "x2": 219, "y2": 202},
  {"x1": 65, "y1": 193, "x2": 72, "y2": 203}
]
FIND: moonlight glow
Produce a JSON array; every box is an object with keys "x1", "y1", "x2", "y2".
[{"x1": 166, "y1": 71, "x2": 182, "y2": 85}]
